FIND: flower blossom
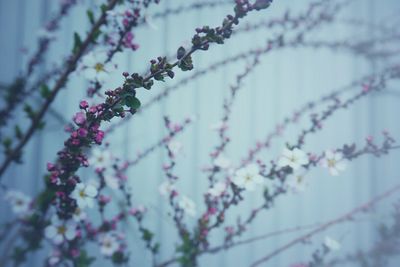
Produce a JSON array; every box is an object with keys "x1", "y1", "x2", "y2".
[
  {"x1": 158, "y1": 181, "x2": 176, "y2": 197},
  {"x1": 214, "y1": 154, "x2": 231, "y2": 169},
  {"x1": 89, "y1": 148, "x2": 112, "y2": 169},
  {"x1": 207, "y1": 182, "x2": 227, "y2": 198},
  {"x1": 72, "y1": 208, "x2": 87, "y2": 222},
  {"x1": 277, "y1": 148, "x2": 309, "y2": 170},
  {"x1": 45, "y1": 216, "x2": 77, "y2": 245},
  {"x1": 285, "y1": 170, "x2": 308, "y2": 193},
  {"x1": 99, "y1": 233, "x2": 119, "y2": 257},
  {"x1": 320, "y1": 150, "x2": 347, "y2": 176},
  {"x1": 70, "y1": 183, "x2": 98, "y2": 209},
  {"x1": 167, "y1": 141, "x2": 182, "y2": 156},
  {"x1": 5, "y1": 190, "x2": 31, "y2": 216},
  {"x1": 104, "y1": 174, "x2": 120, "y2": 190},
  {"x1": 324, "y1": 236, "x2": 341, "y2": 251},
  {"x1": 232, "y1": 164, "x2": 264, "y2": 191},
  {"x1": 80, "y1": 51, "x2": 114, "y2": 83},
  {"x1": 179, "y1": 196, "x2": 196, "y2": 217}
]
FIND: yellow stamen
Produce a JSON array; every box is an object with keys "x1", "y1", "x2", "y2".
[
  {"x1": 95, "y1": 63, "x2": 104, "y2": 72},
  {"x1": 57, "y1": 226, "x2": 66, "y2": 235},
  {"x1": 328, "y1": 159, "x2": 336, "y2": 168}
]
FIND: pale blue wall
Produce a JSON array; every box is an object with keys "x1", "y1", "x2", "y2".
[{"x1": 1, "y1": 0, "x2": 400, "y2": 266}]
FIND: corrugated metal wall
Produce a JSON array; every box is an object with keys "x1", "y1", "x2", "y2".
[{"x1": 1, "y1": 0, "x2": 400, "y2": 266}]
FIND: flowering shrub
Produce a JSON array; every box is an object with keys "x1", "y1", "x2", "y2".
[{"x1": 0, "y1": 0, "x2": 400, "y2": 266}]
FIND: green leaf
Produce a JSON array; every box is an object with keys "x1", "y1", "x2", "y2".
[
  {"x1": 92, "y1": 29, "x2": 102, "y2": 42},
  {"x1": 177, "y1": 46, "x2": 186, "y2": 60},
  {"x1": 111, "y1": 251, "x2": 128, "y2": 264},
  {"x1": 38, "y1": 121, "x2": 46, "y2": 130},
  {"x1": 73, "y1": 32, "x2": 83, "y2": 54},
  {"x1": 23, "y1": 104, "x2": 35, "y2": 119},
  {"x1": 100, "y1": 4, "x2": 108, "y2": 13},
  {"x1": 154, "y1": 73, "x2": 165, "y2": 82},
  {"x1": 125, "y1": 96, "x2": 141, "y2": 110},
  {"x1": 178, "y1": 55, "x2": 194, "y2": 71},
  {"x1": 2, "y1": 137, "x2": 12, "y2": 148},
  {"x1": 142, "y1": 229, "x2": 153, "y2": 241},
  {"x1": 86, "y1": 10, "x2": 95, "y2": 25},
  {"x1": 40, "y1": 84, "x2": 51, "y2": 98},
  {"x1": 15, "y1": 125, "x2": 23, "y2": 139},
  {"x1": 143, "y1": 80, "x2": 154, "y2": 90},
  {"x1": 76, "y1": 250, "x2": 95, "y2": 267}
]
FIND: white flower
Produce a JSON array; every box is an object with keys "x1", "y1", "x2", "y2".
[
  {"x1": 179, "y1": 196, "x2": 196, "y2": 217},
  {"x1": 104, "y1": 175, "x2": 119, "y2": 190},
  {"x1": 207, "y1": 182, "x2": 226, "y2": 198},
  {"x1": 70, "y1": 183, "x2": 98, "y2": 209},
  {"x1": 168, "y1": 141, "x2": 182, "y2": 156},
  {"x1": 80, "y1": 51, "x2": 113, "y2": 83},
  {"x1": 277, "y1": 148, "x2": 309, "y2": 170},
  {"x1": 232, "y1": 164, "x2": 264, "y2": 191},
  {"x1": 158, "y1": 181, "x2": 175, "y2": 197},
  {"x1": 324, "y1": 236, "x2": 341, "y2": 251},
  {"x1": 45, "y1": 216, "x2": 77, "y2": 245},
  {"x1": 286, "y1": 171, "x2": 308, "y2": 193},
  {"x1": 99, "y1": 233, "x2": 119, "y2": 256},
  {"x1": 5, "y1": 190, "x2": 31, "y2": 216},
  {"x1": 214, "y1": 154, "x2": 231, "y2": 169},
  {"x1": 321, "y1": 150, "x2": 347, "y2": 176},
  {"x1": 89, "y1": 148, "x2": 112, "y2": 169},
  {"x1": 72, "y1": 208, "x2": 87, "y2": 222}
]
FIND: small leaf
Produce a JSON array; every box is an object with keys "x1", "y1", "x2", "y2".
[
  {"x1": 125, "y1": 96, "x2": 141, "y2": 110},
  {"x1": 177, "y1": 46, "x2": 186, "y2": 60},
  {"x1": 142, "y1": 229, "x2": 153, "y2": 241},
  {"x1": 100, "y1": 4, "x2": 108, "y2": 13},
  {"x1": 24, "y1": 104, "x2": 35, "y2": 120},
  {"x1": 38, "y1": 121, "x2": 46, "y2": 130},
  {"x1": 40, "y1": 84, "x2": 51, "y2": 98},
  {"x1": 86, "y1": 10, "x2": 95, "y2": 25},
  {"x1": 178, "y1": 55, "x2": 193, "y2": 71},
  {"x1": 15, "y1": 125, "x2": 23, "y2": 140},
  {"x1": 73, "y1": 32, "x2": 83, "y2": 54},
  {"x1": 76, "y1": 250, "x2": 95, "y2": 267},
  {"x1": 91, "y1": 29, "x2": 102, "y2": 42},
  {"x1": 2, "y1": 137, "x2": 12, "y2": 148}
]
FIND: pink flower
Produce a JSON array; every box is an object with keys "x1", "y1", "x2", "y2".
[
  {"x1": 208, "y1": 207, "x2": 217, "y2": 215},
  {"x1": 89, "y1": 106, "x2": 97, "y2": 113},
  {"x1": 77, "y1": 128, "x2": 88, "y2": 137},
  {"x1": 79, "y1": 100, "x2": 89, "y2": 109},
  {"x1": 47, "y1": 163, "x2": 55, "y2": 171},
  {"x1": 71, "y1": 139, "x2": 80, "y2": 146},
  {"x1": 95, "y1": 130, "x2": 105, "y2": 144},
  {"x1": 73, "y1": 112, "x2": 86, "y2": 125}
]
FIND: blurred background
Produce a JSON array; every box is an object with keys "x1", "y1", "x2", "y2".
[{"x1": 1, "y1": 0, "x2": 400, "y2": 266}]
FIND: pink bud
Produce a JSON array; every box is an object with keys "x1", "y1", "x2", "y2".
[
  {"x1": 79, "y1": 100, "x2": 89, "y2": 109},
  {"x1": 73, "y1": 112, "x2": 86, "y2": 125}
]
